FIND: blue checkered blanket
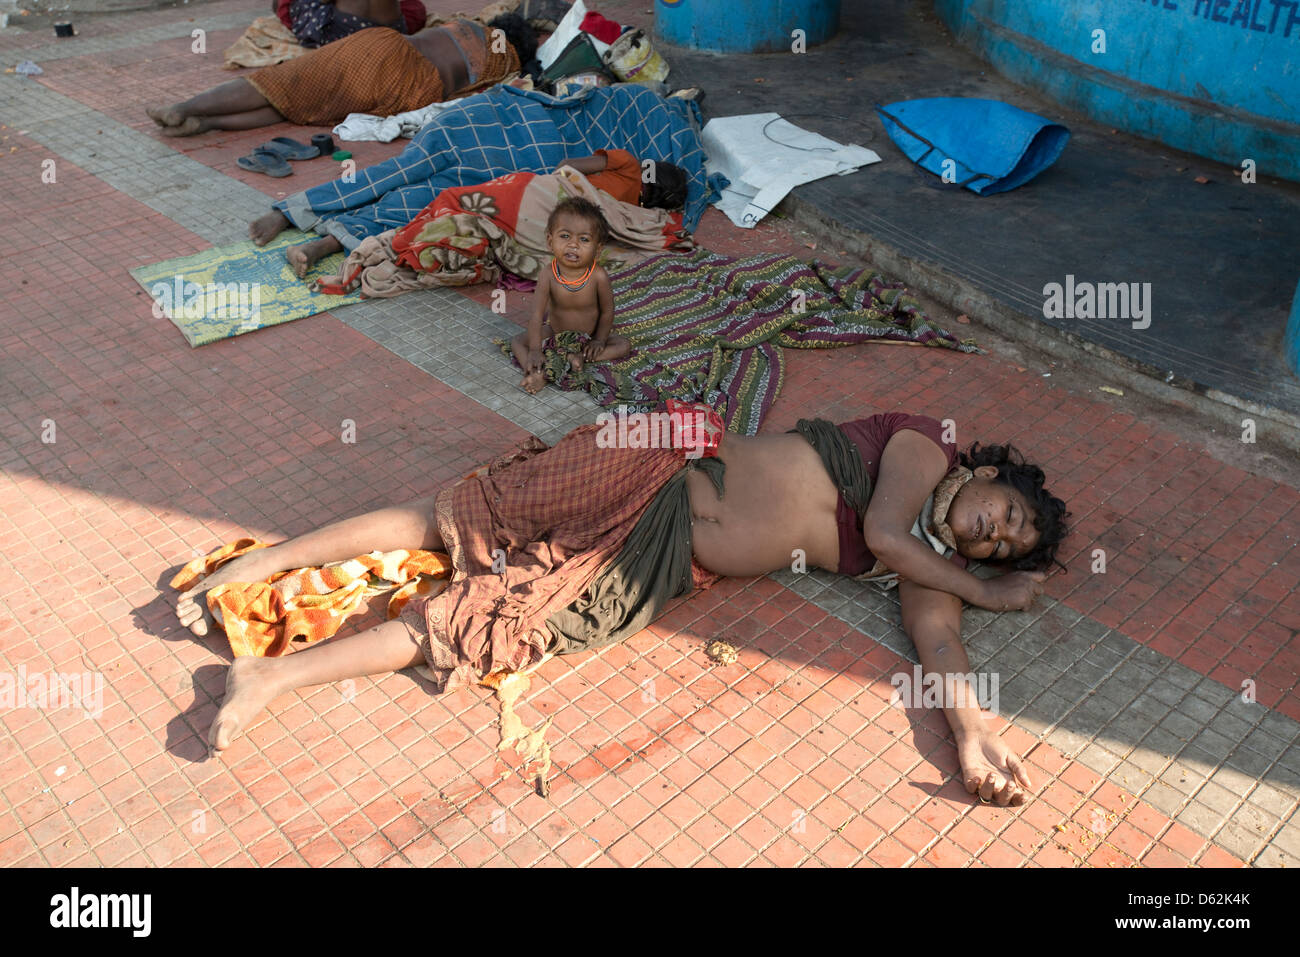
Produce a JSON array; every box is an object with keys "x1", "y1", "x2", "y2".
[{"x1": 276, "y1": 84, "x2": 726, "y2": 250}]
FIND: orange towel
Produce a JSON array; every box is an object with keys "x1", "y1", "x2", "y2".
[{"x1": 170, "y1": 539, "x2": 452, "y2": 657}]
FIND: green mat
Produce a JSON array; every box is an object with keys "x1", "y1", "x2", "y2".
[{"x1": 130, "y1": 232, "x2": 364, "y2": 347}]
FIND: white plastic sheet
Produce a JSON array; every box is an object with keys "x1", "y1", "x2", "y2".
[
  {"x1": 702, "y1": 113, "x2": 881, "y2": 228},
  {"x1": 536, "y1": 0, "x2": 610, "y2": 70}
]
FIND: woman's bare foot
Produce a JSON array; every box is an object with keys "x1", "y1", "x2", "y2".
[
  {"x1": 159, "y1": 116, "x2": 209, "y2": 137},
  {"x1": 175, "y1": 547, "x2": 281, "y2": 637},
  {"x1": 146, "y1": 103, "x2": 185, "y2": 127},
  {"x1": 209, "y1": 655, "x2": 286, "y2": 752},
  {"x1": 520, "y1": 369, "x2": 546, "y2": 394},
  {"x1": 286, "y1": 237, "x2": 341, "y2": 278},
  {"x1": 250, "y1": 210, "x2": 291, "y2": 246}
]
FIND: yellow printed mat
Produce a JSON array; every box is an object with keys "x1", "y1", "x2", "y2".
[{"x1": 130, "y1": 232, "x2": 364, "y2": 347}]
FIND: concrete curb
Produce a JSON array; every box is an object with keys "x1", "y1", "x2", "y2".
[{"x1": 781, "y1": 191, "x2": 1300, "y2": 451}]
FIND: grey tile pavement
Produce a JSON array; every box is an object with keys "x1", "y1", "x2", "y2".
[
  {"x1": 0, "y1": 74, "x2": 269, "y2": 245},
  {"x1": 0, "y1": 8, "x2": 253, "y2": 62}
]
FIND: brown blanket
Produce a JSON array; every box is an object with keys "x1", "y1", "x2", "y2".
[
  {"x1": 403, "y1": 426, "x2": 694, "y2": 693},
  {"x1": 223, "y1": 16, "x2": 309, "y2": 70},
  {"x1": 248, "y1": 22, "x2": 518, "y2": 127}
]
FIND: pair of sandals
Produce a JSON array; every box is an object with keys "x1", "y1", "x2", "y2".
[{"x1": 237, "y1": 134, "x2": 336, "y2": 178}]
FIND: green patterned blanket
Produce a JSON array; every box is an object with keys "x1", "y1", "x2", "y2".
[{"x1": 499, "y1": 249, "x2": 978, "y2": 434}]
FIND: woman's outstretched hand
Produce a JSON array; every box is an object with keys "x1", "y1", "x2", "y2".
[
  {"x1": 977, "y1": 570, "x2": 1047, "y2": 611},
  {"x1": 958, "y1": 728, "x2": 1034, "y2": 806}
]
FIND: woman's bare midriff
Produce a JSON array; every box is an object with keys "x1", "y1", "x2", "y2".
[
  {"x1": 686, "y1": 432, "x2": 842, "y2": 577},
  {"x1": 406, "y1": 29, "x2": 469, "y2": 93}
]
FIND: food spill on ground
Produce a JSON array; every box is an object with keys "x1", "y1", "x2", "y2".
[
  {"x1": 483, "y1": 669, "x2": 553, "y2": 797},
  {"x1": 704, "y1": 639, "x2": 738, "y2": 666}
]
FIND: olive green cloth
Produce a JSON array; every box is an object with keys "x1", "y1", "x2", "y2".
[
  {"x1": 543, "y1": 419, "x2": 869, "y2": 655},
  {"x1": 790, "y1": 418, "x2": 872, "y2": 514},
  {"x1": 545, "y1": 457, "x2": 726, "y2": 655}
]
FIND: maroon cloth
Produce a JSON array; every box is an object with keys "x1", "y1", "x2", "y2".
[
  {"x1": 400, "y1": 0, "x2": 427, "y2": 34},
  {"x1": 835, "y1": 413, "x2": 964, "y2": 576},
  {"x1": 275, "y1": 0, "x2": 426, "y2": 34},
  {"x1": 580, "y1": 11, "x2": 624, "y2": 44}
]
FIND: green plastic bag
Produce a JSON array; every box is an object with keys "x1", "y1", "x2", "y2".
[{"x1": 538, "y1": 32, "x2": 617, "y2": 89}]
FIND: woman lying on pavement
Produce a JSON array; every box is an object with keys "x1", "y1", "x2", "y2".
[
  {"x1": 174, "y1": 409, "x2": 1068, "y2": 807},
  {"x1": 146, "y1": 13, "x2": 535, "y2": 136}
]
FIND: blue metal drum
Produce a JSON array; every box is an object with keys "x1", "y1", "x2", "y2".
[{"x1": 656, "y1": 0, "x2": 841, "y2": 53}]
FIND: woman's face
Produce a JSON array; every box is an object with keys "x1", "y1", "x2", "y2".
[{"x1": 947, "y1": 467, "x2": 1041, "y2": 562}]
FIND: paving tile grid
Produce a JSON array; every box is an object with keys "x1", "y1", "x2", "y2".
[{"x1": 0, "y1": 0, "x2": 1295, "y2": 868}]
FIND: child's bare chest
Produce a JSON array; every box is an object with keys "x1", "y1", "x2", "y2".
[{"x1": 548, "y1": 282, "x2": 600, "y2": 325}]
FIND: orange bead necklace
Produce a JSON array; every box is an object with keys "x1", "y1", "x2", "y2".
[{"x1": 552, "y1": 258, "x2": 596, "y2": 292}]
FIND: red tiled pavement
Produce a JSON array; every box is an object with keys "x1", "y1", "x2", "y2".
[{"x1": 0, "y1": 0, "x2": 1286, "y2": 867}]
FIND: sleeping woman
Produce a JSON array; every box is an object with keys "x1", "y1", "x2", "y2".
[
  {"x1": 146, "y1": 13, "x2": 536, "y2": 136},
  {"x1": 174, "y1": 410, "x2": 1068, "y2": 807}
]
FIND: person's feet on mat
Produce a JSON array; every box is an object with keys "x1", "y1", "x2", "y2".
[
  {"x1": 249, "y1": 210, "x2": 292, "y2": 246},
  {"x1": 286, "y1": 236, "x2": 343, "y2": 277}
]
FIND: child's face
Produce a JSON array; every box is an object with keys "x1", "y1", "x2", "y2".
[{"x1": 546, "y1": 213, "x2": 600, "y2": 271}]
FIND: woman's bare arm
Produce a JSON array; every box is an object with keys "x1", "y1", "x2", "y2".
[
  {"x1": 556, "y1": 155, "x2": 608, "y2": 176},
  {"x1": 898, "y1": 578, "x2": 982, "y2": 738},
  {"x1": 862, "y1": 430, "x2": 989, "y2": 605},
  {"x1": 898, "y1": 579, "x2": 1032, "y2": 805}
]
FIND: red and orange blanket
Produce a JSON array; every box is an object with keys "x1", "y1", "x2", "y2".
[{"x1": 311, "y1": 166, "x2": 692, "y2": 297}]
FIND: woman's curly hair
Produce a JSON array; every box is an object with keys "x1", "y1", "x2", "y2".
[
  {"x1": 960, "y1": 442, "x2": 1070, "y2": 572},
  {"x1": 641, "y1": 161, "x2": 689, "y2": 210},
  {"x1": 487, "y1": 13, "x2": 539, "y2": 67}
]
